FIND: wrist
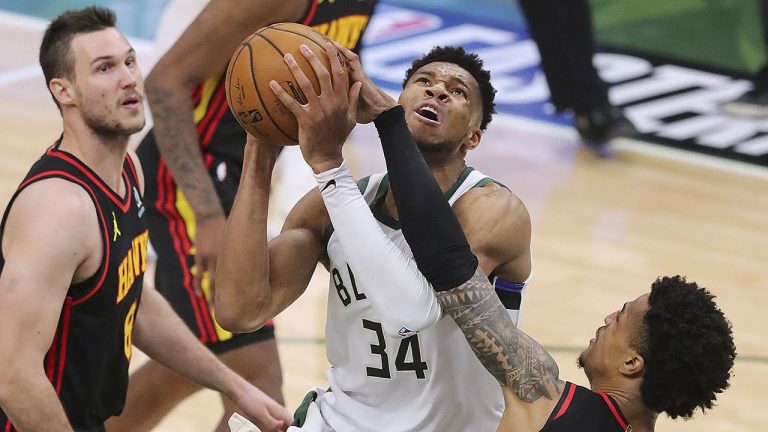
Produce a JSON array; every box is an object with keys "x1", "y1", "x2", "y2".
[
  {"x1": 222, "y1": 373, "x2": 250, "y2": 403},
  {"x1": 373, "y1": 105, "x2": 405, "y2": 127},
  {"x1": 307, "y1": 155, "x2": 344, "y2": 174}
]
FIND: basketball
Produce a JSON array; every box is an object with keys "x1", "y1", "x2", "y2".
[{"x1": 225, "y1": 22, "x2": 349, "y2": 146}]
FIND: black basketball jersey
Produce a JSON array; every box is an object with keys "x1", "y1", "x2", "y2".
[
  {"x1": 0, "y1": 143, "x2": 148, "y2": 431},
  {"x1": 541, "y1": 382, "x2": 634, "y2": 431},
  {"x1": 139, "y1": 0, "x2": 379, "y2": 169}
]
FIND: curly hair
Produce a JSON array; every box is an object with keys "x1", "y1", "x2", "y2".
[
  {"x1": 402, "y1": 46, "x2": 497, "y2": 130},
  {"x1": 637, "y1": 276, "x2": 736, "y2": 419}
]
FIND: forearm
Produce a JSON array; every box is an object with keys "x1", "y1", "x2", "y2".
[
  {"x1": 315, "y1": 161, "x2": 442, "y2": 335},
  {"x1": 134, "y1": 287, "x2": 246, "y2": 398},
  {"x1": 0, "y1": 371, "x2": 72, "y2": 432},
  {"x1": 215, "y1": 141, "x2": 278, "y2": 330},
  {"x1": 436, "y1": 268, "x2": 560, "y2": 401},
  {"x1": 374, "y1": 106, "x2": 477, "y2": 290},
  {"x1": 146, "y1": 79, "x2": 223, "y2": 218}
]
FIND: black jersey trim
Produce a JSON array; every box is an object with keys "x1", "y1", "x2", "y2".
[
  {"x1": 47, "y1": 146, "x2": 133, "y2": 213},
  {"x1": 597, "y1": 392, "x2": 630, "y2": 430}
]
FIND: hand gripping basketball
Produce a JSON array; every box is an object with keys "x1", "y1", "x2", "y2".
[
  {"x1": 225, "y1": 23, "x2": 352, "y2": 146},
  {"x1": 268, "y1": 42, "x2": 362, "y2": 173}
]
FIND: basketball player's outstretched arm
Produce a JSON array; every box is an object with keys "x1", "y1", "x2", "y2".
[
  {"x1": 133, "y1": 284, "x2": 291, "y2": 431},
  {"x1": 369, "y1": 106, "x2": 564, "y2": 426},
  {"x1": 147, "y1": 0, "x2": 310, "y2": 294}
]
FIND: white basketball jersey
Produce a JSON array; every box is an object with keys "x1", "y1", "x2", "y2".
[{"x1": 317, "y1": 168, "x2": 505, "y2": 432}]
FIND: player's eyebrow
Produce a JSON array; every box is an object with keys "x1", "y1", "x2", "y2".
[{"x1": 91, "y1": 48, "x2": 135, "y2": 66}]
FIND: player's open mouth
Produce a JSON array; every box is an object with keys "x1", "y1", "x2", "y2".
[
  {"x1": 122, "y1": 95, "x2": 141, "y2": 108},
  {"x1": 414, "y1": 102, "x2": 441, "y2": 124}
]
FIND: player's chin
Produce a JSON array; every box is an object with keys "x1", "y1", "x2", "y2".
[{"x1": 121, "y1": 118, "x2": 146, "y2": 135}]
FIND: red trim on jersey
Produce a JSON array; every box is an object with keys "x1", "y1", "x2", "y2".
[
  {"x1": 125, "y1": 154, "x2": 140, "y2": 187},
  {"x1": 3, "y1": 418, "x2": 12, "y2": 432},
  {"x1": 54, "y1": 297, "x2": 73, "y2": 393},
  {"x1": 18, "y1": 171, "x2": 110, "y2": 305},
  {"x1": 155, "y1": 162, "x2": 210, "y2": 342},
  {"x1": 47, "y1": 148, "x2": 132, "y2": 213},
  {"x1": 204, "y1": 153, "x2": 214, "y2": 169},
  {"x1": 201, "y1": 90, "x2": 230, "y2": 149},
  {"x1": 302, "y1": 0, "x2": 319, "y2": 25},
  {"x1": 196, "y1": 84, "x2": 226, "y2": 140},
  {"x1": 191, "y1": 84, "x2": 203, "y2": 105},
  {"x1": 45, "y1": 322, "x2": 59, "y2": 382},
  {"x1": 554, "y1": 382, "x2": 577, "y2": 420},
  {"x1": 597, "y1": 392, "x2": 629, "y2": 430},
  {"x1": 196, "y1": 294, "x2": 218, "y2": 340}
]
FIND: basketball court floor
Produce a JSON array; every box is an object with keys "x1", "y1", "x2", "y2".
[{"x1": 0, "y1": 1, "x2": 766, "y2": 430}]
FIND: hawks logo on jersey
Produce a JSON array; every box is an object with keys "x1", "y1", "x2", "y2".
[{"x1": 117, "y1": 230, "x2": 149, "y2": 304}]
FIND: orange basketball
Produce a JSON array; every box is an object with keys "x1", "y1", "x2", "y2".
[{"x1": 225, "y1": 22, "x2": 348, "y2": 146}]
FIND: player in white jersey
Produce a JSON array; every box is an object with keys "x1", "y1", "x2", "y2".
[{"x1": 215, "y1": 43, "x2": 532, "y2": 431}]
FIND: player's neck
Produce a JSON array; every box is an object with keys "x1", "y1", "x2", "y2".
[
  {"x1": 594, "y1": 384, "x2": 658, "y2": 432},
  {"x1": 422, "y1": 155, "x2": 467, "y2": 192},
  {"x1": 382, "y1": 158, "x2": 466, "y2": 220},
  {"x1": 60, "y1": 119, "x2": 130, "y2": 193}
]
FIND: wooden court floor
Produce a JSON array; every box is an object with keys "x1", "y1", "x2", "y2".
[{"x1": 1, "y1": 9, "x2": 767, "y2": 431}]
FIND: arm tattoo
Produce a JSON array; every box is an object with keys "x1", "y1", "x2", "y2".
[
  {"x1": 150, "y1": 86, "x2": 224, "y2": 217},
  {"x1": 436, "y1": 268, "x2": 561, "y2": 403}
]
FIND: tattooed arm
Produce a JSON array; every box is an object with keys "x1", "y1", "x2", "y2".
[
  {"x1": 437, "y1": 267, "x2": 562, "y2": 402},
  {"x1": 145, "y1": 0, "x2": 310, "y2": 293},
  {"x1": 439, "y1": 269, "x2": 564, "y2": 431},
  {"x1": 372, "y1": 105, "x2": 564, "y2": 430}
]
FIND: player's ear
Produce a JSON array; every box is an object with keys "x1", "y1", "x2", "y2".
[
  {"x1": 464, "y1": 128, "x2": 482, "y2": 151},
  {"x1": 620, "y1": 353, "x2": 645, "y2": 377},
  {"x1": 50, "y1": 77, "x2": 76, "y2": 107}
]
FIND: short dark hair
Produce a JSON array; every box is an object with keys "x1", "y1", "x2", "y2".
[
  {"x1": 39, "y1": 6, "x2": 116, "y2": 105},
  {"x1": 403, "y1": 46, "x2": 496, "y2": 130},
  {"x1": 637, "y1": 276, "x2": 736, "y2": 419}
]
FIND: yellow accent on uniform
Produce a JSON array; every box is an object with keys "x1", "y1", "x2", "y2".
[
  {"x1": 312, "y1": 14, "x2": 369, "y2": 50},
  {"x1": 112, "y1": 211, "x2": 121, "y2": 241},
  {"x1": 175, "y1": 187, "x2": 234, "y2": 341},
  {"x1": 117, "y1": 230, "x2": 149, "y2": 304},
  {"x1": 123, "y1": 300, "x2": 137, "y2": 360},
  {"x1": 193, "y1": 78, "x2": 222, "y2": 123}
]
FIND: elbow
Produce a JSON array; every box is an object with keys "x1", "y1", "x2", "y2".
[
  {"x1": 214, "y1": 290, "x2": 269, "y2": 333},
  {"x1": 215, "y1": 310, "x2": 264, "y2": 334}
]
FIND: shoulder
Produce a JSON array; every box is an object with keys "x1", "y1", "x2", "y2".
[
  {"x1": 12, "y1": 177, "x2": 96, "y2": 221},
  {"x1": 3, "y1": 178, "x2": 100, "y2": 261},
  {"x1": 454, "y1": 182, "x2": 530, "y2": 231},
  {"x1": 454, "y1": 182, "x2": 531, "y2": 274}
]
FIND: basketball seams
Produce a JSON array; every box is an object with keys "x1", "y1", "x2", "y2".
[
  {"x1": 246, "y1": 34, "x2": 297, "y2": 144},
  {"x1": 266, "y1": 26, "x2": 329, "y2": 51},
  {"x1": 225, "y1": 23, "x2": 340, "y2": 145}
]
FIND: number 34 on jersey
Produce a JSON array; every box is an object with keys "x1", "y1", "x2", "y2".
[{"x1": 331, "y1": 264, "x2": 429, "y2": 380}]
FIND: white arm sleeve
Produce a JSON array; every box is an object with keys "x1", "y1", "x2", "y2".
[{"x1": 315, "y1": 161, "x2": 442, "y2": 337}]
